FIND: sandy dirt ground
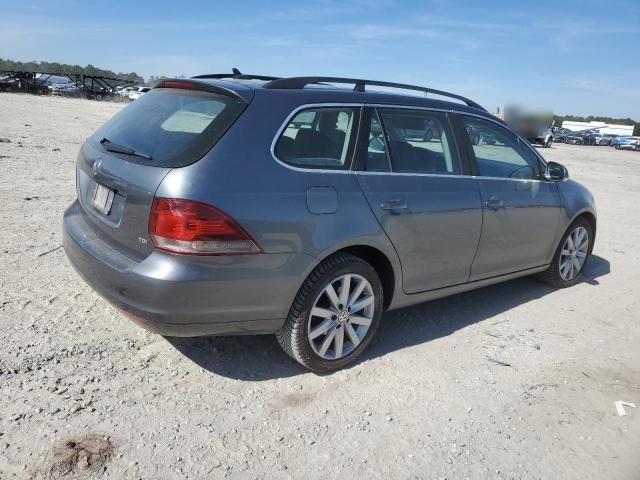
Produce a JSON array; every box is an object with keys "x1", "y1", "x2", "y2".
[{"x1": 1, "y1": 93, "x2": 639, "y2": 480}]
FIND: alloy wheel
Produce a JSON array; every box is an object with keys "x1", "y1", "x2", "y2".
[
  {"x1": 307, "y1": 274, "x2": 375, "y2": 360},
  {"x1": 559, "y1": 226, "x2": 589, "y2": 281}
]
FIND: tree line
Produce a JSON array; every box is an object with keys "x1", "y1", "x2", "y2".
[
  {"x1": 0, "y1": 58, "x2": 143, "y2": 83},
  {"x1": 553, "y1": 114, "x2": 640, "y2": 136}
]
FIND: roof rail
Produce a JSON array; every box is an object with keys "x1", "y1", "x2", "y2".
[
  {"x1": 193, "y1": 68, "x2": 280, "y2": 82},
  {"x1": 263, "y1": 76, "x2": 486, "y2": 111}
]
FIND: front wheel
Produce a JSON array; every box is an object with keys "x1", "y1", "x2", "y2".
[
  {"x1": 277, "y1": 253, "x2": 384, "y2": 372},
  {"x1": 535, "y1": 218, "x2": 592, "y2": 288}
]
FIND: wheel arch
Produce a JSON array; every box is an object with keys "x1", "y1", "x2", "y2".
[
  {"x1": 339, "y1": 245, "x2": 396, "y2": 310},
  {"x1": 303, "y1": 243, "x2": 399, "y2": 312},
  {"x1": 575, "y1": 211, "x2": 597, "y2": 253}
]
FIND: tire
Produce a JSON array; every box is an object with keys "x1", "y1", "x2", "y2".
[
  {"x1": 535, "y1": 217, "x2": 593, "y2": 288},
  {"x1": 545, "y1": 137, "x2": 553, "y2": 148},
  {"x1": 276, "y1": 252, "x2": 384, "y2": 372}
]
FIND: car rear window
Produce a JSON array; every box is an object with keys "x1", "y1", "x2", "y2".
[
  {"x1": 92, "y1": 88, "x2": 246, "y2": 167},
  {"x1": 274, "y1": 107, "x2": 359, "y2": 170}
]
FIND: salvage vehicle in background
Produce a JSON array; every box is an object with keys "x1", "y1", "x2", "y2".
[
  {"x1": 63, "y1": 72, "x2": 597, "y2": 372},
  {"x1": 565, "y1": 132, "x2": 587, "y2": 145},
  {"x1": 129, "y1": 86, "x2": 151, "y2": 101},
  {"x1": 611, "y1": 136, "x2": 631, "y2": 148},
  {"x1": 615, "y1": 137, "x2": 639, "y2": 151},
  {"x1": 592, "y1": 134, "x2": 611, "y2": 146},
  {"x1": 0, "y1": 74, "x2": 21, "y2": 91},
  {"x1": 552, "y1": 127, "x2": 570, "y2": 143}
]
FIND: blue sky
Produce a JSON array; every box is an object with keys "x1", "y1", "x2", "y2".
[{"x1": 1, "y1": 0, "x2": 638, "y2": 118}]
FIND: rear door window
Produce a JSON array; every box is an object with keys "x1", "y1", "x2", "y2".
[
  {"x1": 92, "y1": 88, "x2": 247, "y2": 167},
  {"x1": 275, "y1": 107, "x2": 360, "y2": 170},
  {"x1": 377, "y1": 109, "x2": 460, "y2": 175}
]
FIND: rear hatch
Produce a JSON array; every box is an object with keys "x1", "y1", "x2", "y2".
[{"x1": 75, "y1": 81, "x2": 250, "y2": 262}]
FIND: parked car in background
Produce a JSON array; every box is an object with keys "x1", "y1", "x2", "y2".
[
  {"x1": 51, "y1": 82, "x2": 79, "y2": 95},
  {"x1": 62, "y1": 72, "x2": 597, "y2": 372},
  {"x1": 592, "y1": 134, "x2": 611, "y2": 146},
  {"x1": 615, "y1": 137, "x2": 639, "y2": 151},
  {"x1": 552, "y1": 127, "x2": 570, "y2": 143},
  {"x1": 129, "y1": 86, "x2": 151, "y2": 101},
  {"x1": 82, "y1": 84, "x2": 112, "y2": 101},
  {"x1": 116, "y1": 86, "x2": 139, "y2": 98},
  {"x1": 611, "y1": 136, "x2": 631, "y2": 148},
  {"x1": 565, "y1": 132, "x2": 587, "y2": 145},
  {"x1": 0, "y1": 74, "x2": 21, "y2": 91}
]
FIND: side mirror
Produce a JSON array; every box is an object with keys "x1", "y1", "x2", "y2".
[{"x1": 545, "y1": 161, "x2": 568, "y2": 181}]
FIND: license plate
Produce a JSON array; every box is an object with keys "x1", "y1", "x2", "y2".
[{"x1": 91, "y1": 182, "x2": 115, "y2": 215}]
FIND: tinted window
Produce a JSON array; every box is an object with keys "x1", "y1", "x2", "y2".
[
  {"x1": 92, "y1": 88, "x2": 246, "y2": 167},
  {"x1": 378, "y1": 109, "x2": 459, "y2": 175},
  {"x1": 275, "y1": 107, "x2": 358, "y2": 169},
  {"x1": 462, "y1": 117, "x2": 541, "y2": 179}
]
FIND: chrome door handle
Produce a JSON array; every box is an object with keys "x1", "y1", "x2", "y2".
[
  {"x1": 380, "y1": 199, "x2": 408, "y2": 212},
  {"x1": 485, "y1": 198, "x2": 504, "y2": 210}
]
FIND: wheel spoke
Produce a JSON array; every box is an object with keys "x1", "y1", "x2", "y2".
[
  {"x1": 350, "y1": 315, "x2": 372, "y2": 327},
  {"x1": 575, "y1": 251, "x2": 586, "y2": 258},
  {"x1": 347, "y1": 278, "x2": 367, "y2": 309},
  {"x1": 566, "y1": 235, "x2": 575, "y2": 251},
  {"x1": 309, "y1": 319, "x2": 335, "y2": 340},
  {"x1": 577, "y1": 236, "x2": 588, "y2": 251},
  {"x1": 318, "y1": 327, "x2": 336, "y2": 356},
  {"x1": 338, "y1": 275, "x2": 351, "y2": 307},
  {"x1": 561, "y1": 249, "x2": 571, "y2": 256},
  {"x1": 572, "y1": 257, "x2": 581, "y2": 273},
  {"x1": 334, "y1": 327, "x2": 344, "y2": 359},
  {"x1": 350, "y1": 295, "x2": 374, "y2": 314},
  {"x1": 311, "y1": 307, "x2": 334, "y2": 320},
  {"x1": 345, "y1": 322, "x2": 360, "y2": 346},
  {"x1": 324, "y1": 284, "x2": 340, "y2": 309},
  {"x1": 575, "y1": 228, "x2": 585, "y2": 249},
  {"x1": 560, "y1": 260, "x2": 571, "y2": 279}
]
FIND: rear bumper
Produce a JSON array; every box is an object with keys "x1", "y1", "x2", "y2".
[{"x1": 63, "y1": 200, "x2": 314, "y2": 336}]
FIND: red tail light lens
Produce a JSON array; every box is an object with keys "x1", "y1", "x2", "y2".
[{"x1": 149, "y1": 198, "x2": 261, "y2": 255}]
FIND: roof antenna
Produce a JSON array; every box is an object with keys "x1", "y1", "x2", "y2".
[{"x1": 232, "y1": 68, "x2": 242, "y2": 79}]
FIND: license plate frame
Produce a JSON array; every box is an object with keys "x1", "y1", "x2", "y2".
[{"x1": 91, "y1": 182, "x2": 115, "y2": 215}]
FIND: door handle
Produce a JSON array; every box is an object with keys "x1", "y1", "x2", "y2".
[
  {"x1": 485, "y1": 198, "x2": 505, "y2": 210},
  {"x1": 380, "y1": 198, "x2": 408, "y2": 212}
]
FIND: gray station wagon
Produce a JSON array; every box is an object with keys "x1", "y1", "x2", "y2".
[{"x1": 63, "y1": 71, "x2": 597, "y2": 371}]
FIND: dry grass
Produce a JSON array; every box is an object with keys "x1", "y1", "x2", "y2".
[{"x1": 34, "y1": 434, "x2": 114, "y2": 479}]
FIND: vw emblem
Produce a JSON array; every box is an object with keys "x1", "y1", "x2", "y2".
[{"x1": 93, "y1": 159, "x2": 101, "y2": 176}]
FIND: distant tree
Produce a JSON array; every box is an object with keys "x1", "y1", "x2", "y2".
[{"x1": 0, "y1": 58, "x2": 144, "y2": 83}]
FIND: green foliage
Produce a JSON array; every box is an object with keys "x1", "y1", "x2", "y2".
[
  {"x1": 0, "y1": 58, "x2": 143, "y2": 83},
  {"x1": 553, "y1": 114, "x2": 639, "y2": 136}
]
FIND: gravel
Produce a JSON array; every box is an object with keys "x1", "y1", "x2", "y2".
[{"x1": 1, "y1": 93, "x2": 639, "y2": 479}]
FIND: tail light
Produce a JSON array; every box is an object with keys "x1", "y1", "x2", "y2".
[{"x1": 149, "y1": 198, "x2": 261, "y2": 255}]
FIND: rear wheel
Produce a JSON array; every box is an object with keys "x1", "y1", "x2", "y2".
[
  {"x1": 277, "y1": 252, "x2": 384, "y2": 372},
  {"x1": 536, "y1": 218, "x2": 592, "y2": 288}
]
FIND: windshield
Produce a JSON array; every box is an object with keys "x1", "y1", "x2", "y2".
[{"x1": 91, "y1": 88, "x2": 246, "y2": 167}]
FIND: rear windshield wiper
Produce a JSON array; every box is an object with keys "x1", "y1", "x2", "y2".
[{"x1": 100, "y1": 138, "x2": 152, "y2": 160}]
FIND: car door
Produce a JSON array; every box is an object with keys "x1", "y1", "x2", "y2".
[
  {"x1": 455, "y1": 115, "x2": 562, "y2": 281},
  {"x1": 356, "y1": 107, "x2": 483, "y2": 294}
]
